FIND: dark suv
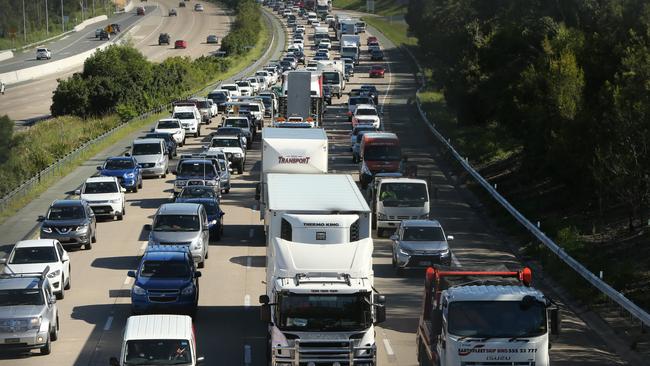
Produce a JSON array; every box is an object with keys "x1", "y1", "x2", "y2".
[
  {"x1": 38, "y1": 200, "x2": 97, "y2": 250},
  {"x1": 158, "y1": 33, "x2": 171, "y2": 45},
  {"x1": 128, "y1": 246, "x2": 201, "y2": 316}
]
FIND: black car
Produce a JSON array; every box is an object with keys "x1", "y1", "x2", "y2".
[
  {"x1": 38, "y1": 200, "x2": 97, "y2": 250},
  {"x1": 371, "y1": 49, "x2": 385, "y2": 61},
  {"x1": 159, "y1": 33, "x2": 171, "y2": 45},
  {"x1": 279, "y1": 60, "x2": 292, "y2": 71},
  {"x1": 360, "y1": 84, "x2": 379, "y2": 105},
  {"x1": 292, "y1": 50, "x2": 305, "y2": 64},
  {"x1": 214, "y1": 127, "x2": 247, "y2": 148},
  {"x1": 142, "y1": 132, "x2": 177, "y2": 158},
  {"x1": 99, "y1": 29, "x2": 110, "y2": 40}
]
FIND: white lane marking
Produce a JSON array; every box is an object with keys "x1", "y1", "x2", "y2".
[
  {"x1": 246, "y1": 256, "x2": 252, "y2": 268},
  {"x1": 249, "y1": 228, "x2": 255, "y2": 238},
  {"x1": 452, "y1": 253, "x2": 462, "y2": 268},
  {"x1": 103, "y1": 316, "x2": 114, "y2": 331},
  {"x1": 383, "y1": 338, "x2": 395, "y2": 357},
  {"x1": 123, "y1": 277, "x2": 133, "y2": 285},
  {"x1": 243, "y1": 344, "x2": 252, "y2": 365},
  {"x1": 140, "y1": 242, "x2": 147, "y2": 251},
  {"x1": 61, "y1": 35, "x2": 69, "y2": 40},
  {"x1": 244, "y1": 294, "x2": 251, "y2": 307}
]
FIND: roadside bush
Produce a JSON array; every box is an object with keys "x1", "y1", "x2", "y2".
[{"x1": 220, "y1": 0, "x2": 261, "y2": 55}]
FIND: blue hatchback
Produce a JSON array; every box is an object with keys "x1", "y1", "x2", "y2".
[
  {"x1": 97, "y1": 156, "x2": 143, "y2": 192},
  {"x1": 128, "y1": 246, "x2": 201, "y2": 317},
  {"x1": 175, "y1": 194, "x2": 225, "y2": 241}
]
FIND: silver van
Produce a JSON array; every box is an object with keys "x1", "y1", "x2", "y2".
[
  {"x1": 130, "y1": 138, "x2": 169, "y2": 178},
  {"x1": 145, "y1": 203, "x2": 210, "y2": 268}
]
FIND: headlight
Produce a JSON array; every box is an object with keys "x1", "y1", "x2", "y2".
[
  {"x1": 398, "y1": 247, "x2": 410, "y2": 256},
  {"x1": 42, "y1": 227, "x2": 52, "y2": 233},
  {"x1": 176, "y1": 180, "x2": 187, "y2": 186},
  {"x1": 192, "y1": 238, "x2": 202, "y2": 250},
  {"x1": 109, "y1": 199, "x2": 121, "y2": 203},
  {"x1": 47, "y1": 269, "x2": 61, "y2": 279},
  {"x1": 181, "y1": 285, "x2": 195, "y2": 295},
  {"x1": 361, "y1": 164, "x2": 371, "y2": 175},
  {"x1": 29, "y1": 316, "x2": 42, "y2": 330},
  {"x1": 205, "y1": 180, "x2": 216, "y2": 186},
  {"x1": 234, "y1": 153, "x2": 243, "y2": 157},
  {"x1": 76, "y1": 225, "x2": 89, "y2": 233},
  {"x1": 124, "y1": 173, "x2": 135, "y2": 178},
  {"x1": 174, "y1": 130, "x2": 182, "y2": 135},
  {"x1": 132, "y1": 285, "x2": 146, "y2": 296},
  {"x1": 439, "y1": 248, "x2": 450, "y2": 257}
]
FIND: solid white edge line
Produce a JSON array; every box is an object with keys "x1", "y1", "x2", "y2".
[
  {"x1": 244, "y1": 294, "x2": 251, "y2": 308},
  {"x1": 246, "y1": 256, "x2": 252, "y2": 268},
  {"x1": 103, "y1": 316, "x2": 114, "y2": 331},
  {"x1": 382, "y1": 338, "x2": 395, "y2": 356},
  {"x1": 243, "y1": 344, "x2": 252, "y2": 364}
]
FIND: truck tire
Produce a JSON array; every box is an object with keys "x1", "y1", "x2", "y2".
[{"x1": 40, "y1": 334, "x2": 51, "y2": 355}]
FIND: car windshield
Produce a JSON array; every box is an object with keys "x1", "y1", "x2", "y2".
[
  {"x1": 157, "y1": 120, "x2": 179, "y2": 129},
  {"x1": 403, "y1": 226, "x2": 445, "y2": 241},
  {"x1": 173, "y1": 112, "x2": 195, "y2": 120},
  {"x1": 83, "y1": 181, "x2": 119, "y2": 194},
  {"x1": 236, "y1": 82, "x2": 249, "y2": 87},
  {"x1": 447, "y1": 300, "x2": 547, "y2": 338},
  {"x1": 364, "y1": 145, "x2": 401, "y2": 161},
  {"x1": 178, "y1": 162, "x2": 215, "y2": 177},
  {"x1": 153, "y1": 214, "x2": 199, "y2": 232},
  {"x1": 179, "y1": 187, "x2": 216, "y2": 198},
  {"x1": 124, "y1": 339, "x2": 193, "y2": 365},
  {"x1": 278, "y1": 293, "x2": 372, "y2": 332},
  {"x1": 380, "y1": 182, "x2": 428, "y2": 206},
  {"x1": 140, "y1": 260, "x2": 190, "y2": 278},
  {"x1": 211, "y1": 139, "x2": 240, "y2": 148},
  {"x1": 372, "y1": 65, "x2": 384, "y2": 70},
  {"x1": 361, "y1": 86, "x2": 377, "y2": 93},
  {"x1": 356, "y1": 108, "x2": 377, "y2": 116},
  {"x1": 195, "y1": 101, "x2": 210, "y2": 108},
  {"x1": 132, "y1": 143, "x2": 161, "y2": 155},
  {"x1": 209, "y1": 93, "x2": 227, "y2": 102},
  {"x1": 105, "y1": 159, "x2": 135, "y2": 169},
  {"x1": 10, "y1": 247, "x2": 57, "y2": 264},
  {"x1": 225, "y1": 119, "x2": 249, "y2": 128},
  {"x1": 0, "y1": 289, "x2": 44, "y2": 306},
  {"x1": 47, "y1": 205, "x2": 85, "y2": 220}
]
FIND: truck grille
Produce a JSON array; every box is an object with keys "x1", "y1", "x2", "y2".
[
  {"x1": 90, "y1": 205, "x2": 114, "y2": 214},
  {"x1": 148, "y1": 289, "x2": 180, "y2": 303},
  {"x1": 139, "y1": 163, "x2": 155, "y2": 168},
  {"x1": 273, "y1": 339, "x2": 375, "y2": 365},
  {"x1": 0, "y1": 319, "x2": 29, "y2": 333},
  {"x1": 388, "y1": 215, "x2": 418, "y2": 220}
]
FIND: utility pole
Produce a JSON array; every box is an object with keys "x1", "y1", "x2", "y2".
[
  {"x1": 22, "y1": 0, "x2": 27, "y2": 42},
  {"x1": 46, "y1": 0, "x2": 50, "y2": 36},
  {"x1": 61, "y1": 0, "x2": 65, "y2": 32}
]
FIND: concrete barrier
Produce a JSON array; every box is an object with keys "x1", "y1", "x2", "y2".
[
  {"x1": 0, "y1": 51, "x2": 13, "y2": 62},
  {"x1": 73, "y1": 15, "x2": 109, "y2": 32}
]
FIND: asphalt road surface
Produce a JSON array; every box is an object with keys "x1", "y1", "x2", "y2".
[
  {"x1": 0, "y1": 0, "x2": 232, "y2": 123},
  {"x1": 0, "y1": 5, "x2": 634, "y2": 366}
]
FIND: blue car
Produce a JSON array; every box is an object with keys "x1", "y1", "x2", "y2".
[
  {"x1": 97, "y1": 156, "x2": 143, "y2": 192},
  {"x1": 175, "y1": 191, "x2": 225, "y2": 240},
  {"x1": 128, "y1": 245, "x2": 201, "y2": 317}
]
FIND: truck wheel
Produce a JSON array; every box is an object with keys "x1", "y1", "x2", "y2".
[
  {"x1": 50, "y1": 317, "x2": 59, "y2": 341},
  {"x1": 40, "y1": 334, "x2": 51, "y2": 355},
  {"x1": 198, "y1": 260, "x2": 205, "y2": 269}
]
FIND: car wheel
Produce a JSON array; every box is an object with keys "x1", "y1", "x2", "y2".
[
  {"x1": 118, "y1": 211, "x2": 124, "y2": 221},
  {"x1": 92, "y1": 230, "x2": 97, "y2": 243},
  {"x1": 198, "y1": 260, "x2": 205, "y2": 269},
  {"x1": 64, "y1": 271, "x2": 71, "y2": 290},
  {"x1": 138, "y1": 179, "x2": 143, "y2": 189},
  {"x1": 132, "y1": 184, "x2": 138, "y2": 193},
  {"x1": 224, "y1": 188, "x2": 230, "y2": 194},
  {"x1": 40, "y1": 334, "x2": 51, "y2": 355},
  {"x1": 56, "y1": 286, "x2": 64, "y2": 300},
  {"x1": 86, "y1": 240, "x2": 92, "y2": 250},
  {"x1": 50, "y1": 317, "x2": 59, "y2": 341},
  {"x1": 237, "y1": 164, "x2": 243, "y2": 174}
]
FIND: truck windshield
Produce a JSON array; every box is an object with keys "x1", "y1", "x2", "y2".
[
  {"x1": 322, "y1": 72, "x2": 339, "y2": 84},
  {"x1": 0, "y1": 289, "x2": 44, "y2": 305},
  {"x1": 157, "y1": 120, "x2": 180, "y2": 129},
  {"x1": 153, "y1": 214, "x2": 200, "y2": 232},
  {"x1": 403, "y1": 226, "x2": 445, "y2": 241},
  {"x1": 379, "y1": 183, "x2": 428, "y2": 206},
  {"x1": 356, "y1": 108, "x2": 377, "y2": 116},
  {"x1": 342, "y1": 47, "x2": 357, "y2": 54},
  {"x1": 83, "y1": 181, "x2": 119, "y2": 194},
  {"x1": 132, "y1": 143, "x2": 161, "y2": 155},
  {"x1": 211, "y1": 139, "x2": 240, "y2": 148},
  {"x1": 141, "y1": 260, "x2": 191, "y2": 278},
  {"x1": 364, "y1": 145, "x2": 401, "y2": 161},
  {"x1": 178, "y1": 162, "x2": 216, "y2": 177},
  {"x1": 124, "y1": 339, "x2": 193, "y2": 365},
  {"x1": 47, "y1": 206, "x2": 85, "y2": 220},
  {"x1": 105, "y1": 159, "x2": 135, "y2": 170},
  {"x1": 278, "y1": 293, "x2": 372, "y2": 332},
  {"x1": 447, "y1": 300, "x2": 547, "y2": 338}
]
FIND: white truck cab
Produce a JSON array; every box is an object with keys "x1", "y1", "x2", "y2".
[
  {"x1": 172, "y1": 106, "x2": 202, "y2": 137},
  {"x1": 369, "y1": 176, "x2": 430, "y2": 236},
  {"x1": 110, "y1": 314, "x2": 204, "y2": 366}
]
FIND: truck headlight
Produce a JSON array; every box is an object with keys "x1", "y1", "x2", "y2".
[
  {"x1": 234, "y1": 153, "x2": 243, "y2": 157},
  {"x1": 29, "y1": 316, "x2": 42, "y2": 330},
  {"x1": 176, "y1": 180, "x2": 187, "y2": 186},
  {"x1": 181, "y1": 285, "x2": 195, "y2": 295},
  {"x1": 132, "y1": 285, "x2": 146, "y2": 296},
  {"x1": 109, "y1": 199, "x2": 121, "y2": 203},
  {"x1": 47, "y1": 269, "x2": 61, "y2": 279},
  {"x1": 192, "y1": 239, "x2": 202, "y2": 250},
  {"x1": 399, "y1": 247, "x2": 410, "y2": 256},
  {"x1": 42, "y1": 227, "x2": 52, "y2": 233},
  {"x1": 205, "y1": 180, "x2": 216, "y2": 186},
  {"x1": 174, "y1": 130, "x2": 182, "y2": 135},
  {"x1": 75, "y1": 225, "x2": 89, "y2": 233},
  {"x1": 439, "y1": 248, "x2": 450, "y2": 257}
]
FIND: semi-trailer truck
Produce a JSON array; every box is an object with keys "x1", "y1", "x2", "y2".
[
  {"x1": 417, "y1": 266, "x2": 560, "y2": 366},
  {"x1": 260, "y1": 173, "x2": 385, "y2": 365},
  {"x1": 278, "y1": 71, "x2": 324, "y2": 126}
]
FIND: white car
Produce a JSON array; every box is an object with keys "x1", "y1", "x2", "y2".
[
  {"x1": 154, "y1": 118, "x2": 186, "y2": 146},
  {"x1": 325, "y1": 15, "x2": 335, "y2": 26},
  {"x1": 311, "y1": 21, "x2": 321, "y2": 28},
  {"x1": 256, "y1": 70, "x2": 274, "y2": 86},
  {"x1": 282, "y1": 9, "x2": 291, "y2": 17},
  {"x1": 307, "y1": 12, "x2": 317, "y2": 24},
  {"x1": 172, "y1": 105, "x2": 202, "y2": 137},
  {"x1": 318, "y1": 39, "x2": 332, "y2": 50},
  {"x1": 2, "y1": 239, "x2": 71, "y2": 299},
  {"x1": 36, "y1": 47, "x2": 52, "y2": 60},
  {"x1": 246, "y1": 77, "x2": 261, "y2": 93},
  {"x1": 220, "y1": 83, "x2": 241, "y2": 98},
  {"x1": 352, "y1": 104, "x2": 381, "y2": 129},
  {"x1": 235, "y1": 80, "x2": 254, "y2": 96},
  {"x1": 76, "y1": 176, "x2": 126, "y2": 220}
]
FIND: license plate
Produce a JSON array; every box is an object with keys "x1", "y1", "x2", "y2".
[
  {"x1": 4, "y1": 338, "x2": 20, "y2": 344},
  {"x1": 418, "y1": 261, "x2": 431, "y2": 266}
]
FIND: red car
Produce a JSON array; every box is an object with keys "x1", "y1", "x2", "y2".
[
  {"x1": 175, "y1": 40, "x2": 188, "y2": 49},
  {"x1": 369, "y1": 64, "x2": 385, "y2": 78},
  {"x1": 367, "y1": 36, "x2": 378, "y2": 45}
]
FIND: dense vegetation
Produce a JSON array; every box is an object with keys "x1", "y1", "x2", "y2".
[
  {"x1": 406, "y1": 0, "x2": 650, "y2": 228},
  {"x1": 219, "y1": 0, "x2": 262, "y2": 55}
]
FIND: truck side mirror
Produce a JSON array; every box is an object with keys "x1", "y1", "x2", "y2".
[
  {"x1": 96, "y1": 166, "x2": 102, "y2": 170},
  {"x1": 127, "y1": 270, "x2": 136, "y2": 278},
  {"x1": 109, "y1": 357, "x2": 120, "y2": 366},
  {"x1": 37, "y1": 215, "x2": 46, "y2": 222},
  {"x1": 374, "y1": 294, "x2": 386, "y2": 323},
  {"x1": 549, "y1": 307, "x2": 560, "y2": 336},
  {"x1": 431, "y1": 308, "x2": 443, "y2": 336},
  {"x1": 260, "y1": 304, "x2": 271, "y2": 323},
  {"x1": 144, "y1": 224, "x2": 152, "y2": 231},
  {"x1": 389, "y1": 234, "x2": 398, "y2": 241}
]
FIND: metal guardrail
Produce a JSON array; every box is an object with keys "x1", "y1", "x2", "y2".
[{"x1": 399, "y1": 45, "x2": 650, "y2": 328}]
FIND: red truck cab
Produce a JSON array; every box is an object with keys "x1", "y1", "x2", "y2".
[{"x1": 359, "y1": 132, "x2": 401, "y2": 188}]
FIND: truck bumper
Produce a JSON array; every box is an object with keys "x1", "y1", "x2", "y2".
[{"x1": 0, "y1": 330, "x2": 50, "y2": 351}]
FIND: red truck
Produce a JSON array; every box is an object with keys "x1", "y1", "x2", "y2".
[{"x1": 359, "y1": 132, "x2": 401, "y2": 188}]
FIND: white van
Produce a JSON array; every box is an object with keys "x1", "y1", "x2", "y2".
[{"x1": 110, "y1": 314, "x2": 204, "y2": 366}]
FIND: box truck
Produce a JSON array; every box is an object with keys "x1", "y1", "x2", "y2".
[{"x1": 278, "y1": 71, "x2": 324, "y2": 126}]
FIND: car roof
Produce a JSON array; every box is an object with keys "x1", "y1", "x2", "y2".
[
  {"x1": 176, "y1": 197, "x2": 220, "y2": 207},
  {"x1": 401, "y1": 219, "x2": 441, "y2": 228},
  {"x1": 355, "y1": 104, "x2": 376, "y2": 110},
  {"x1": 157, "y1": 118, "x2": 180, "y2": 123},
  {"x1": 14, "y1": 239, "x2": 57, "y2": 248},
  {"x1": 51, "y1": 199, "x2": 86, "y2": 207},
  {"x1": 124, "y1": 315, "x2": 193, "y2": 341},
  {"x1": 134, "y1": 138, "x2": 164, "y2": 144},
  {"x1": 85, "y1": 176, "x2": 118, "y2": 183},
  {"x1": 157, "y1": 203, "x2": 202, "y2": 215}
]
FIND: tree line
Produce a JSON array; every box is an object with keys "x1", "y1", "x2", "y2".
[{"x1": 406, "y1": 0, "x2": 650, "y2": 225}]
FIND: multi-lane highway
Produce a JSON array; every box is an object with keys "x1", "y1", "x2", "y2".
[
  {"x1": 0, "y1": 0, "x2": 232, "y2": 123},
  {"x1": 0, "y1": 4, "x2": 638, "y2": 366}
]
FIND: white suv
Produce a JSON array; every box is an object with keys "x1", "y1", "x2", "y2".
[
  {"x1": 76, "y1": 176, "x2": 126, "y2": 220},
  {"x1": 154, "y1": 118, "x2": 186, "y2": 146},
  {"x1": 172, "y1": 105, "x2": 202, "y2": 137},
  {"x1": 352, "y1": 104, "x2": 381, "y2": 129},
  {"x1": 36, "y1": 47, "x2": 52, "y2": 60},
  {"x1": 220, "y1": 83, "x2": 241, "y2": 98}
]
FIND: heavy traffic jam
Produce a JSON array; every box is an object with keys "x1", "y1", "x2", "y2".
[{"x1": 0, "y1": 1, "x2": 561, "y2": 365}]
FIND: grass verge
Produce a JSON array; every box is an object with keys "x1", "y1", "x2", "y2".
[
  {"x1": 333, "y1": 0, "x2": 407, "y2": 16},
  {"x1": 364, "y1": 17, "x2": 416, "y2": 46}
]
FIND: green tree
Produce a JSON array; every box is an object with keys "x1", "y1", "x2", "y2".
[{"x1": 0, "y1": 115, "x2": 13, "y2": 162}]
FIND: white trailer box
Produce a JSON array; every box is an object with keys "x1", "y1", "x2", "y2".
[
  {"x1": 340, "y1": 34, "x2": 361, "y2": 64},
  {"x1": 257, "y1": 128, "x2": 328, "y2": 217}
]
